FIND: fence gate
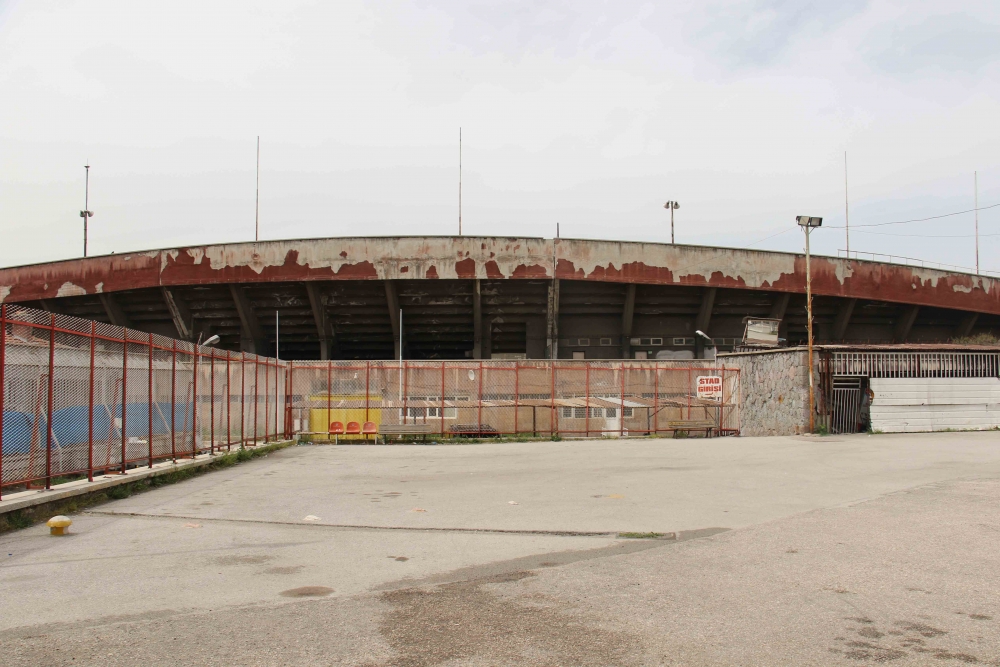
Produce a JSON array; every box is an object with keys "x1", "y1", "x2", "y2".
[{"x1": 830, "y1": 376, "x2": 864, "y2": 434}]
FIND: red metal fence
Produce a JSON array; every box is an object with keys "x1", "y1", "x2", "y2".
[
  {"x1": 0, "y1": 304, "x2": 286, "y2": 498},
  {"x1": 1, "y1": 305, "x2": 739, "y2": 498},
  {"x1": 286, "y1": 360, "x2": 739, "y2": 440}
]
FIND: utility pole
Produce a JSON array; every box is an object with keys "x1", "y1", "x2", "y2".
[
  {"x1": 80, "y1": 164, "x2": 94, "y2": 257},
  {"x1": 844, "y1": 152, "x2": 850, "y2": 257},
  {"x1": 975, "y1": 171, "x2": 979, "y2": 274},
  {"x1": 664, "y1": 201, "x2": 679, "y2": 244},
  {"x1": 797, "y1": 216, "x2": 823, "y2": 433},
  {"x1": 255, "y1": 136, "x2": 260, "y2": 242},
  {"x1": 458, "y1": 128, "x2": 462, "y2": 236}
]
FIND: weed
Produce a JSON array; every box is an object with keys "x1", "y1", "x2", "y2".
[
  {"x1": 6, "y1": 511, "x2": 32, "y2": 530},
  {"x1": 617, "y1": 532, "x2": 666, "y2": 539},
  {"x1": 105, "y1": 485, "x2": 133, "y2": 500}
]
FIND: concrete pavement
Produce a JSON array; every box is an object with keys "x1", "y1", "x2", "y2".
[{"x1": 3, "y1": 431, "x2": 1000, "y2": 665}]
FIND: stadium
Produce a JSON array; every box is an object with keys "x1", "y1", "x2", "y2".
[{"x1": 0, "y1": 235, "x2": 997, "y2": 360}]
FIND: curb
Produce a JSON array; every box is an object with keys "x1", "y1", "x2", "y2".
[{"x1": 0, "y1": 440, "x2": 295, "y2": 533}]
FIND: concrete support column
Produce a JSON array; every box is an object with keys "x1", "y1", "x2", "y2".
[
  {"x1": 526, "y1": 318, "x2": 545, "y2": 359},
  {"x1": 893, "y1": 305, "x2": 920, "y2": 343},
  {"x1": 229, "y1": 285, "x2": 262, "y2": 353},
  {"x1": 385, "y1": 280, "x2": 401, "y2": 359},
  {"x1": 546, "y1": 279, "x2": 560, "y2": 359},
  {"x1": 472, "y1": 279, "x2": 482, "y2": 359},
  {"x1": 305, "y1": 282, "x2": 335, "y2": 360},
  {"x1": 832, "y1": 298, "x2": 857, "y2": 342},
  {"x1": 694, "y1": 287, "x2": 717, "y2": 359},
  {"x1": 621, "y1": 283, "x2": 636, "y2": 359},
  {"x1": 955, "y1": 312, "x2": 979, "y2": 339}
]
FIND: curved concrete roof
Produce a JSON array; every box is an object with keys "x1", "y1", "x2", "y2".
[{"x1": 1, "y1": 236, "x2": 997, "y2": 315}]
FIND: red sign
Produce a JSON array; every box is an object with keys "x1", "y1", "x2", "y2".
[{"x1": 696, "y1": 375, "x2": 723, "y2": 400}]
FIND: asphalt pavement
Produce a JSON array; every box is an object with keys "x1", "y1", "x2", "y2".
[{"x1": 3, "y1": 431, "x2": 1000, "y2": 666}]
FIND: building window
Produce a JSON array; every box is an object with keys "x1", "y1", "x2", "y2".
[
  {"x1": 605, "y1": 407, "x2": 617, "y2": 418},
  {"x1": 600, "y1": 337, "x2": 614, "y2": 346},
  {"x1": 572, "y1": 351, "x2": 586, "y2": 360},
  {"x1": 622, "y1": 407, "x2": 633, "y2": 418},
  {"x1": 574, "y1": 407, "x2": 587, "y2": 419},
  {"x1": 561, "y1": 406, "x2": 573, "y2": 418}
]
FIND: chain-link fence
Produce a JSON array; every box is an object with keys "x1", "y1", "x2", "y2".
[
  {"x1": 0, "y1": 304, "x2": 288, "y2": 498},
  {"x1": 288, "y1": 360, "x2": 739, "y2": 441},
  {"x1": 2, "y1": 303, "x2": 740, "y2": 497}
]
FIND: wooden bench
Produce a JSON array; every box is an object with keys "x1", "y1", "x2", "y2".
[
  {"x1": 666, "y1": 419, "x2": 717, "y2": 438},
  {"x1": 379, "y1": 424, "x2": 436, "y2": 442}
]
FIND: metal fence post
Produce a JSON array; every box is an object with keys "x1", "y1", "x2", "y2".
[
  {"x1": 620, "y1": 362, "x2": 625, "y2": 437},
  {"x1": 0, "y1": 304, "x2": 6, "y2": 499},
  {"x1": 88, "y1": 321, "x2": 96, "y2": 481},
  {"x1": 514, "y1": 363, "x2": 519, "y2": 435},
  {"x1": 263, "y1": 357, "x2": 269, "y2": 443},
  {"x1": 148, "y1": 332, "x2": 154, "y2": 467},
  {"x1": 121, "y1": 326, "x2": 128, "y2": 473},
  {"x1": 240, "y1": 352, "x2": 246, "y2": 447},
  {"x1": 327, "y1": 361, "x2": 332, "y2": 438},
  {"x1": 253, "y1": 356, "x2": 258, "y2": 445},
  {"x1": 192, "y1": 341, "x2": 198, "y2": 458},
  {"x1": 653, "y1": 363, "x2": 659, "y2": 435},
  {"x1": 364, "y1": 361, "x2": 370, "y2": 424},
  {"x1": 210, "y1": 349, "x2": 215, "y2": 455},
  {"x1": 550, "y1": 361, "x2": 556, "y2": 437},
  {"x1": 440, "y1": 362, "x2": 446, "y2": 436},
  {"x1": 585, "y1": 362, "x2": 590, "y2": 437},
  {"x1": 171, "y1": 340, "x2": 177, "y2": 463},
  {"x1": 226, "y1": 351, "x2": 232, "y2": 449},
  {"x1": 720, "y1": 364, "x2": 726, "y2": 432},
  {"x1": 476, "y1": 361, "x2": 482, "y2": 433},
  {"x1": 687, "y1": 366, "x2": 692, "y2": 419},
  {"x1": 45, "y1": 313, "x2": 56, "y2": 488}
]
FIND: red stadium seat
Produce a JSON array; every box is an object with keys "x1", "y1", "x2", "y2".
[
  {"x1": 346, "y1": 421, "x2": 361, "y2": 435},
  {"x1": 328, "y1": 421, "x2": 344, "y2": 435},
  {"x1": 362, "y1": 421, "x2": 378, "y2": 443}
]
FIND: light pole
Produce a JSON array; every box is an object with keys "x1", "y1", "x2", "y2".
[
  {"x1": 80, "y1": 164, "x2": 94, "y2": 257},
  {"x1": 797, "y1": 215, "x2": 823, "y2": 433},
  {"x1": 664, "y1": 201, "x2": 679, "y2": 244}
]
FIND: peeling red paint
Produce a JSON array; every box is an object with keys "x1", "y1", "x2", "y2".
[
  {"x1": 510, "y1": 263, "x2": 550, "y2": 279},
  {"x1": 484, "y1": 261, "x2": 503, "y2": 280},
  {"x1": 1, "y1": 237, "x2": 998, "y2": 317},
  {"x1": 455, "y1": 258, "x2": 476, "y2": 279}
]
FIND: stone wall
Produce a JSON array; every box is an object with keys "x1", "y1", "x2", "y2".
[{"x1": 721, "y1": 348, "x2": 815, "y2": 436}]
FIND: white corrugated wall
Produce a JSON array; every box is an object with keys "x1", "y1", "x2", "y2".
[{"x1": 870, "y1": 377, "x2": 1000, "y2": 433}]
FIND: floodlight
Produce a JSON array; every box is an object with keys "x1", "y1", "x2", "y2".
[
  {"x1": 695, "y1": 330, "x2": 713, "y2": 342},
  {"x1": 796, "y1": 216, "x2": 822, "y2": 227},
  {"x1": 202, "y1": 334, "x2": 221, "y2": 346}
]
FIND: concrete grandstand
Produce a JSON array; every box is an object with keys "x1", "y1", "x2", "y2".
[{"x1": 0, "y1": 236, "x2": 997, "y2": 360}]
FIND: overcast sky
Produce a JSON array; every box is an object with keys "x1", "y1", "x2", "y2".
[{"x1": 1, "y1": 0, "x2": 998, "y2": 273}]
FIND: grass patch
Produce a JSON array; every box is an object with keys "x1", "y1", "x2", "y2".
[
  {"x1": 617, "y1": 531, "x2": 666, "y2": 539},
  {"x1": 0, "y1": 440, "x2": 295, "y2": 534}
]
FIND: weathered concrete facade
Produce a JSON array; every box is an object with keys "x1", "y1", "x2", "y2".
[{"x1": 1, "y1": 237, "x2": 997, "y2": 360}]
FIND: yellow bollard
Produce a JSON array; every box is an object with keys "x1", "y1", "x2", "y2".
[{"x1": 47, "y1": 516, "x2": 72, "y2": 536}]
